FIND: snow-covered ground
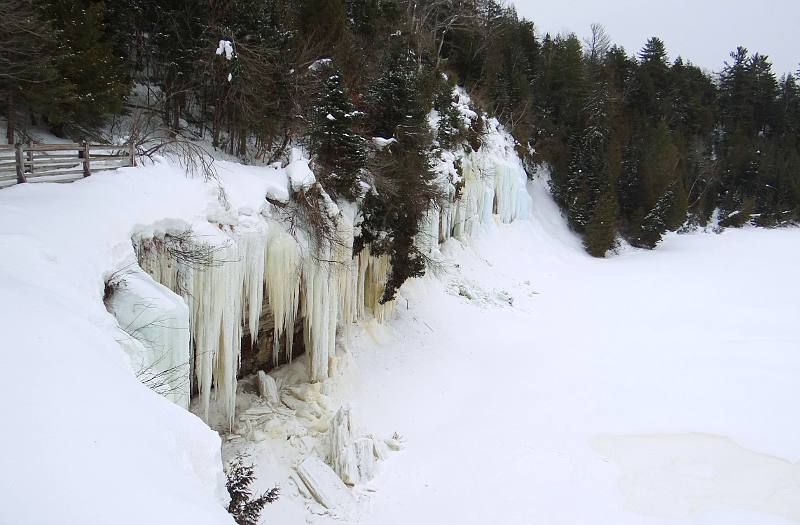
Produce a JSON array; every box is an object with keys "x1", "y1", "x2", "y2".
[
  {"x1": 1, "y1": 144, "x2": 797, "y2": 524},
  {"x1": 256, "y1": 177, "x2": 800, "y2": 524}
]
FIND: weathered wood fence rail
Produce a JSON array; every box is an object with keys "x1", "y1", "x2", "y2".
[{"x1": 0, "y1": 142, "x2": 135, "y2": 189}]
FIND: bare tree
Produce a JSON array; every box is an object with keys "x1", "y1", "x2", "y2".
[{"x1": 584, "y1": 23, "x2": 611, "y2": 65}]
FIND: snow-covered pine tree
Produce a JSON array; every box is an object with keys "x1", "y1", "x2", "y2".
[
  {"x1": 432, "y1": 74, "x2": 467, "y2": 151},
  {"x1": 308, "y1": 61, "x2": 366, "y2": 200}
]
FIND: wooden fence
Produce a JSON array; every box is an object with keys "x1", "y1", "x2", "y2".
[{"x1": 0, "y1": 142, "x2": 135, "y2": 189}]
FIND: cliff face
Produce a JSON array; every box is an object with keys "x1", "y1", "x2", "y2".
[
  {"x1": 0, "y1": 90, "x2": 529, "y2": 525},
  {"x1": 110, "y1": 109, "x2": 530, "y2": 431}
]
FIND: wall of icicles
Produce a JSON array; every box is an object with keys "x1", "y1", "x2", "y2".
[{"x1": 119, "y1": 132, "x2": 530, "y2": 428}]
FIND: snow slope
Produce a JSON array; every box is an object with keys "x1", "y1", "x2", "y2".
[
  {"x1": 291, "y1": 176, "x2": 799, "y2": 524},
  {"x1": 0, "y1": 160, "x2": 277, "y2": 525}
]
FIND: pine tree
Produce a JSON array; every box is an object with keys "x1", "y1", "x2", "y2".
[
  {"x1": 432, "y1": 74, "x2": 466, "y2": 151},
  {"x1": 584, "y1": 189, "x2": 619, "y2": 256},
  {"x1": 0, "y1": 0, "x2": 59, "y2": 142},
  {"x1": 357, "y1": 42, "x2": 438, "y2": 303},
  {"x1": 36, "y1": 0, "x2": 130, "y2": 134},
  {"x1": 226, "y1": 454, "x2": 279, "y2": 525},
  {"x1": 308, "y1": 62, "x2": 366, "y2": 200}
]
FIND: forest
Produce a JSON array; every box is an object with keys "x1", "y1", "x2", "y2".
[{"x1": 2, "y1": 0, "x2": 798, "y2": 266}]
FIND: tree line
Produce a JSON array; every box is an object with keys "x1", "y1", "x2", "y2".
[{"x1": 1, "y1": 0, "x2": 798, "y2": 269}]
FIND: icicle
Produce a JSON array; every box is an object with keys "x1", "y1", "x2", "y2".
[
  {"x1": 265, "y1": 226, "x2": 302, "y2": 366},
  {"x1": 241, "y1": 229, "x2": 268, "y2": 347},
  {"x1": 418, "y1": 208, "x2": 441, "y2": 255},
  {"x1": 213, "y1": 239, "x2": 246, "y2": 429},
  {"x1": 137, "y1": 229, "x2": 257, "y2": 428},
  {"x1": 357, "y1": 249, "x2": 394, "y2": 324},
  {"x1": 302, "y1": 252, "x2": 333, "y2": 382}
]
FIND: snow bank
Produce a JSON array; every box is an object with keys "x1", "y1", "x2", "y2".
[{"x1": 0, "y1": 162, "x2": 235, "y2": 525}]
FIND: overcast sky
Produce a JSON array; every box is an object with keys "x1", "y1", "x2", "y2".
[{"x1": 509, "y1": 0, "x2": 799, "y2": 77}]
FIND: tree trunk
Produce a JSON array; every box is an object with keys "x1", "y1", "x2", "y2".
[{"x1": 6, "y1": 90, "x2": 15, "y2": 145}]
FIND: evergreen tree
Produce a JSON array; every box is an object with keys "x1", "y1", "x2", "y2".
[
  {"x1": 637, "y1": 187, "x2": 673, "y2": 248},
  {"x1": 633, "y1": 37, "x2": 671, "y2": 120},
  {"x1": 36, "y1": 0, "x2": 130, "y2": 134},
  {"x1": 226, "y1": 454, "x2": 279, "y2": 525},
  {"x1": 584, "y1": 189, "x2": 619, "y2": 256},
  {"x1": 358, "y1": 41, "x2": 438, "y2": 303},
  {"x1": 0, "y1": 0, "x2": 59, "y2": 142},
  {"x1": 432, "y1": 74, "x2": 466, "y2": 151},
  {"x1": 308, "y1": 62, "x2": 366, "y2": 200},
  {"x1": 296, "y1": 0, "x2": 348, "y2": 49}
]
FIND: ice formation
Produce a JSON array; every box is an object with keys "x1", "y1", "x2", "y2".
[
  {"x1": 264, "y1": 226, "x2": 302, "y2": 366},
  {"x1": 133, "y1": 195, "x2": 394, "y2": 426},
  {"x1": 432, "y1": 121, "x2": 530, "y2": 245},
  {"x1": 297, "y1": 456, "x2": 355, "y2": 513},
  {"x1": 126, "y1": 98, "x2": 530, "y2": 428},
  {"x1": 327, "y1": 406, "x2": 380, "y2": 486},
  {"x1": 107, "y1": 264, "x2": 191, "y2": 408}
]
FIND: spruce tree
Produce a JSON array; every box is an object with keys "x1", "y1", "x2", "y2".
[
  {"x1": 432, "y1": 74, "x2": 466, "y2": 151},
  {"x1": 637, "y1": 186, "x2": 674, "y2": 248}
]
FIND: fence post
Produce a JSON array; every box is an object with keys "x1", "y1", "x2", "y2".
[
  {"x1": 81, "y1": 141, "x2": 91, "y2": 177},
  {"x1": 15, "y1": 144, "x2": 26, "y2": 184}
]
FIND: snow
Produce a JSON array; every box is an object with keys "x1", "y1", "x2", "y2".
[
  {"x1": 0, "y1": 162, "x2": 235, "y2": 525},
  {"x1": 233, "y1": 172, "x2": 799, "y2": 524},
  {"x1": 327, "y1": 177, "x2": 800, "y2": 525},
  {"x1": 308, "y1": 58, "x2": 333, "y2": 72},
  {"x1": 286, "y1": 149, "x2": 316, "y2": 192},
  {"x1": 372, "y1": 137, "x2": 397, "y2": 149},
  {"x1": 215, "y1": 39, "x2": 235, "y2": 60}
]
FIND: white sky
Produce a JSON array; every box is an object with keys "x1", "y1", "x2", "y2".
[{"x1": 509, "y1": 0, "x2": 800, "y2": 77}]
